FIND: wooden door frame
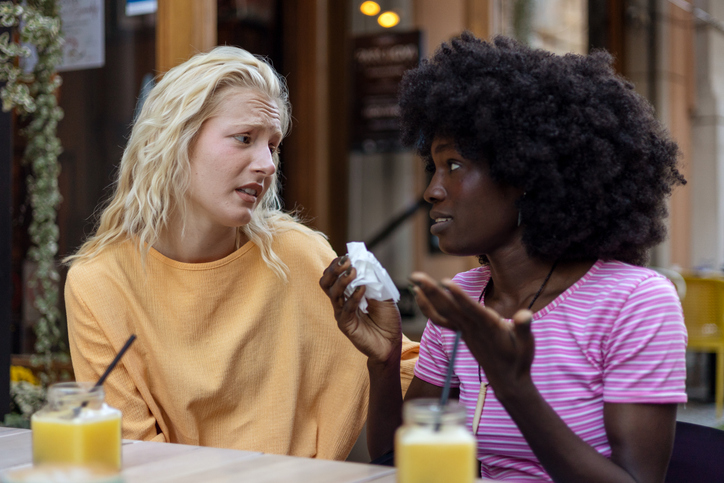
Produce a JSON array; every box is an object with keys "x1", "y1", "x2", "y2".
[
  {"x1": 156, "y1": 0, "x2": 216, "y2": 74},
  {"x1": 282, "y1": 0, "x2": 349, "y2": 254}
]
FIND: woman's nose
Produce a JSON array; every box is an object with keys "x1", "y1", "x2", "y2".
[
  {"x1": 252, "y1": 147, "x2": 277, "y2": 176},
  {"x1": 424, "y1": 176, "x2": 445, "y2": 204}
]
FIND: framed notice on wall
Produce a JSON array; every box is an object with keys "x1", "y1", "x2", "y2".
[
  {"x1": 57, "y1": 0, "x2": 104, "y2": 72},
  {"x1": 351, "y1": 31, "x2": 421, "y2": 153}
]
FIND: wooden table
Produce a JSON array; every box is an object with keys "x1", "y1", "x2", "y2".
[{"x1": 0, "y1": 427, "x2": 490, "y2": 482}]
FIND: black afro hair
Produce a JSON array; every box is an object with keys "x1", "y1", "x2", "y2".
[{"x1": 399, "y1": 33, "x2": 685, "y2": 266}]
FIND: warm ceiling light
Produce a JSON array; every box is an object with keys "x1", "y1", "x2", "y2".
[
  {"x1": 377, "y1": 11, "x2": 400, "y2": 28},
  {"x1": 360, "y1": 1, "x2": 381, "y2": 16}
]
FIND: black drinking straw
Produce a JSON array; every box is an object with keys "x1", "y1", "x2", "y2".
[
  {"x1": 74, "y1": 334, "x2": 136, "y2": 415},
  {"x1": 435, "y1": 330, "x2": 462, "y2": 431},
  {"x1": 95, "y1": 334, "x2": 137, "y2": 387}
]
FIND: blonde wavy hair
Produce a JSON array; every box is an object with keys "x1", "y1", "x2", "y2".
[{"x1": 65, "y1": 46, "x2": 306, "y2": 280}]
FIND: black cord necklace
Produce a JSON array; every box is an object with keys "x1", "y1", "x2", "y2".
[
  {"x1": 477, "y1": 259, "x2": 559, "y2": 308},
  {"x1": 472, "y1": 259, "x2": 559, "y2": 434}
]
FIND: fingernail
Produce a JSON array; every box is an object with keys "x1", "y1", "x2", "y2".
[
  {"x1": 337, "y1": 255, "x2": 348, "y2": 266},
  {"x1": 345, "y1": 267, "x2": 353, "y2": 276}
]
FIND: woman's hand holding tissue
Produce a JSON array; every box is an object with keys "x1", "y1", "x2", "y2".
[{"x1": 319, "y1": 247, "x2": 402, "y2": 366}]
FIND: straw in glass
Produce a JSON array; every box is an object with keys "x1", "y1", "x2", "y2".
[
  {"x1": 435, "y1": 330, "x2": 461, "y2": 431},
  {"x1": 73, "y1": 334, "x2": 137, "y2": 417}
]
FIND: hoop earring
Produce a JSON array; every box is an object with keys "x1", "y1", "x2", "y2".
[{"x1": 518, "y1": 192, "x2": 526, "y2": 227}]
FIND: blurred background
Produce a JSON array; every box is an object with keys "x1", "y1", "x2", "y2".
[{"x1": 2, "y1": 0, "x2": 723, "y2": 436}]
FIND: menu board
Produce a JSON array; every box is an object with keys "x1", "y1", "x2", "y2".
[{"x1": 351, "y1": 31, "x2": 421, "y2": 153}]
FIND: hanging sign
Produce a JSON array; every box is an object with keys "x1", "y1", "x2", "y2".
[
  {"x1": 125, "y1": 0, "x2": 157, "y2": 16},
  {"x1": 351, "y1": 30, "x2": 421, "y2": 153}
]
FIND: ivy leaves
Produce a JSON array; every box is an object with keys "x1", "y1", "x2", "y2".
[{"x1": 0, "y1": 0, "x2": 65, "y2": 381}]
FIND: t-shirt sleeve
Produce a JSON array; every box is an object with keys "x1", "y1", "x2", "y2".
[
  {"x1": 414, "y1": 320, "x2": 460, "y2": 388},
  {"x1": 603, "y1": 275, "x2": 688, "y2": 403}
]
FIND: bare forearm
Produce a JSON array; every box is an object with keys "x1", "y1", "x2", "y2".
[
  {"x1": 497, "y1": 382, "x2": 637, "y2": 483},
  {"x1": 365, "y1": 353, "x2": 404, "y2": 460}
]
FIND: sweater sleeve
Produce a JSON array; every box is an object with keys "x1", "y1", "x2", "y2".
[
  {"x1": 65, "y1": 267, "x2": 165, "y2": 442},
  {"x1": 400, "y1": 335, "x2": 419, "y2": 397}
]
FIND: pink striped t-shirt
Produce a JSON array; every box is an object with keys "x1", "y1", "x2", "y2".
[{"x1": 414, "y1": 260, "x2": 688, "y2": 481}]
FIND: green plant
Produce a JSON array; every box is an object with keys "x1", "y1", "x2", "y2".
[
  {"x1": 0, "y1": 0, "x2": 66, "y2": 382},
  {"x1": 3, "y1": 366, "x2": 45, "y2": 428}
]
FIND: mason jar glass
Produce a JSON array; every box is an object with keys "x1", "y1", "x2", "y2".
[
  {"x1": 31, "y1": 382, "x2": 122, "y2": 471},
  {"x1": 395, "y1": 398, "x2": 476, "y2": 483}
]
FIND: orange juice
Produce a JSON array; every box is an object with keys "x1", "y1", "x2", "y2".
[
  {"x1": 396, "y1": 425, "x2": 476, "y2": 483},
  {"x1": 31, "y1": 383, "x2": 122, "y2": 471},
  {"x1": 395, "y1": 399, "x2": 476, "y2": 483},
  {"x1": 32, "y1": 412, "x2": 121, "y2": 470}
]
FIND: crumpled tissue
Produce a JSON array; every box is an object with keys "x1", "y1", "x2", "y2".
[{"x1": 343, "y1": 242, "x2": 400, "y2": 313}]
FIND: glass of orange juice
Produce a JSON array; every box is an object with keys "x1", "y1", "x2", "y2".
[
  {"x1": 31, "y1": 382, "x2": 122, "y2": 471},
  {"x1": 395, "y1": 399, "x2": 476, "y2": 483}
]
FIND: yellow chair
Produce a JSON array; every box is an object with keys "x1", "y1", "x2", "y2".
[{"x1": 680, "y1": 276, "x2": 724, "y2": 419}]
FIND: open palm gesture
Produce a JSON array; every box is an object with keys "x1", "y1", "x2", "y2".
[{"x1": 410, "y1": 272, "x2": 536, "y2": 390}]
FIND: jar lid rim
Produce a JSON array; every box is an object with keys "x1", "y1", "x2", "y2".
[
  {"x1": 47, "y1": 382, "x2": 104, "y2": 399},
  {"x1": 403, "y1": 398, "x2": 467, "y2": 423}
]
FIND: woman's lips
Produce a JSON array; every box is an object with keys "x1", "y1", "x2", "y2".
[
  {"x1": 430, "y1": 217, "x2": 452, "y2": 235},
  {"x1": 235, "y1": 182, "x2": 264, "y2": 204},
  {"x1": 235, "y1": 187, "x2": 257, "y2": 203}
]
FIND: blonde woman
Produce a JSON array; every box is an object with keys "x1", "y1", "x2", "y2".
[{"x1": 65, "y1": 47, "x2": 416, "y2": 459}]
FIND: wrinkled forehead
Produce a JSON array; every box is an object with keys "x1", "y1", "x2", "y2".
[{"x1": 212, "y1": 87, "x2": 284, "y2": 133}]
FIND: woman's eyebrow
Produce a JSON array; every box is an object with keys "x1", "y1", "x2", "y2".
[
  {"x1": 228, "y1": 121, "x2": 282, "y2": 135},
  {"x1": 433, "y1": 142, "x2": 454, "y2": 154}
]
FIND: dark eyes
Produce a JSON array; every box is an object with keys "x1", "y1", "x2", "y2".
[{"x1": 424, "y1": 160, "x2": 462, "y2": 173}]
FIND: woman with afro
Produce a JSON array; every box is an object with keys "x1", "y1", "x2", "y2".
[{"x1": 321, "y1": 33, "x2": 687, "y2": 481}]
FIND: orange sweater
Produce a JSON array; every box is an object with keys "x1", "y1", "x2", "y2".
[{"x1": 66, "y1": 228, "x2": 418, "y2": 460}]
